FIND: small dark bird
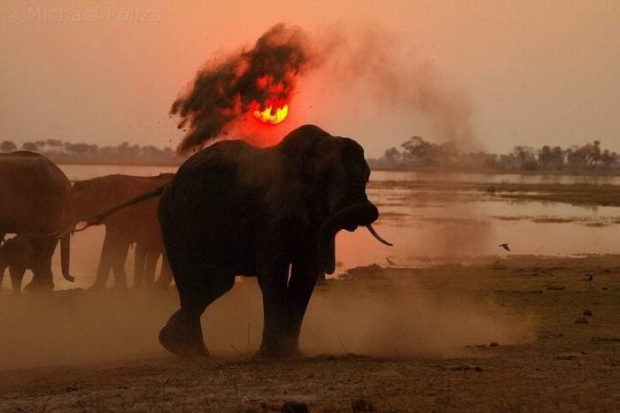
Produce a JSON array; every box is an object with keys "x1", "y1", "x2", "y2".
[
  {"x1": 586, "y1": 272, "x2": 594, "y2": 282},
  {"x1": 499, "y1": 243, "x2": 510, "y2": 252}
]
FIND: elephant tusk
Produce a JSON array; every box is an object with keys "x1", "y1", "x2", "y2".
[{"x1": 366, "y1": 225, "x2": 393, "y2": 246}]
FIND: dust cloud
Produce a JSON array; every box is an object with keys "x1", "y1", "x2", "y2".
[
  {"x1": 0, "y1": 228, "x2": 533, "y2": 370},
  {"x1": 171, "y1": 24, "x2": 479, "y2": 155}
]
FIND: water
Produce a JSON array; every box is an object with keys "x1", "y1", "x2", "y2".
[
  {"x1": 370, "y1": 170, "x2": 620, "y2": 186},
  {"x1": 16, "y1": 165, "x2": 619, "y2": 290}
]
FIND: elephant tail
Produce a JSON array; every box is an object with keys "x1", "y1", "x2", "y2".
[
  {"x1": 87, "y1": 184, "x2": 167, "y2": 227},
  {"x1": 60, "y1": 231, "x2": 74, "y2": 282}
]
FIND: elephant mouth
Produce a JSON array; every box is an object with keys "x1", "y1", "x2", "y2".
[{"x1": 320, "y1": 201, "x2": 391, "y2": 275}]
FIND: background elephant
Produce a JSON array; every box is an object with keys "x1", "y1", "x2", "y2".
[
  {"x1": 157, "y1": 125, "x2": 388, "y2": 358},
  {"x1": 70, "y1": 173, "x2": 173, "y2": 289},
  {"x1": 0, "y1": 151, "x2": 72, "y2": 291}
]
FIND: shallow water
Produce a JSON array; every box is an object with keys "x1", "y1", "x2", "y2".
[{"x1": 4, "y1": 166, "x2": 617, "y2": 291}]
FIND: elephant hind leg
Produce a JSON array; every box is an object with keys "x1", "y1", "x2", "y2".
[
  {"x1": 9, "y1": 267, "x2": 25, "y2": 294},
  {"x1": 159, "y1": 268, "x2": 235, "y2": 357},
  {"x1": 154, "y1": 253, "x2": 173, "y2": 288}
]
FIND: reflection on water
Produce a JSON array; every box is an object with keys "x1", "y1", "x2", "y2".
[{"x1": 34, "y1": 165, "x2": 620, "y2": 287}]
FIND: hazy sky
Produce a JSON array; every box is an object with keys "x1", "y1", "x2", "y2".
[{"x1": 1, "y1": 0, "x2": 619, "y2": 157}]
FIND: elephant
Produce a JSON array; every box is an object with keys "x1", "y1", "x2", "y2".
[
  {"x1": 0, "y1": 151, "x2": 73, "y2": 291},
  {"x1": 70, "y1": 173, "x2": 173, "y2": 289},
  {"x1": 153, "y1": 125, "x2": 390, "y2": 358},
  {"x1": 0, "y1": 234, "x2": 37, "y2": 293}
]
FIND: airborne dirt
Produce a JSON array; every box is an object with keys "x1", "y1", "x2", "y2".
[{"x1": 1, "y1": 255, "x2": 619, "y2": 412}]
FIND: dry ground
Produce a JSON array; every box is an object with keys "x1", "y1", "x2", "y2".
[{"x1": 1, "y1": 255, "x2": 619, "y2": 412}]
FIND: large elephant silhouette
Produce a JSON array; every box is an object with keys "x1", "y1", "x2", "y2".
[
  {"x1": 70, "y1": 174, "x2": 173, "y2": 289},
  {"x1": 157, "y1": 125, "x2": 389, "y2": 358},
  {"x1": 0, "y1": 151, "x2": 73, "y2": 291}
]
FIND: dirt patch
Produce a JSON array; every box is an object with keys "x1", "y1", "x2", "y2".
[{"x1": 0, "y1": 255, "x2": 619, "y2": 411}]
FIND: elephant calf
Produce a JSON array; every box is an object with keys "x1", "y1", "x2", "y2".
[{"x1": 0, "y1": 235, "x2": 39, "y2": 293}]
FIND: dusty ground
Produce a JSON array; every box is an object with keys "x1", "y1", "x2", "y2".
[{"x1": 1, "y1": 255, "x2": 619, "y2": 412}]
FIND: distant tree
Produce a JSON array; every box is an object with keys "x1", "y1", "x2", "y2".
[
  {"x1": 550, "y1": 146, "x2": 564, "y2": 169},
  {"x1": 142, "y1": 145, "x2": 164, "y2": 159},
  {"x1": 600, "y1": 150, "x2": 617, "y2": 169},
  {"x1": 512, "y1": 146, "x2": 535, "y2": 169},
  {"x1": 383, "y1": 147, "x2": 401, "y2": 166},
  {"x1": 0, "y1": 140, "x2": 17, "y2": 152},
  {"x1": 46, "y1": 139, "x2": 63, "y2": 147},
  {"x1": 538, "y1": 145, "x2": 553, "y2": 169},
  {"x1": 22, "y1": 142, "x2": 38, "y2": 151},
  {"x1": 401, "y1": 136, "x2": 436, "y2": 166},
  {"x1": 65, "y1": 143, "x2": 98, "y2": 155}
]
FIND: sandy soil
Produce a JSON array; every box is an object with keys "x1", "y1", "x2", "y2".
[{"x1": 1, "y1": 254, "x2": 619, "y2": 412}]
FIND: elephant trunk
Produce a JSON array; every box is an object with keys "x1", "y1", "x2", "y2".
[
  {"x1": 319, "y1": 201, "x2": 380, "y2": 274},
  {"x1": 60, "y1": 232, "x2": 74, "y2": 282}
]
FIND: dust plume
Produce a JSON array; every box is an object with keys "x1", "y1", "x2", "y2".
[
  {"x1": 0, "y1": 269, "x2": 532, "y2": 371},
  {"x1": 171, "y1": 23, "x2": 318, "y2": 155},
  {"x1": 306, "y1": 26, "x2": 478, "y2": 151},
  {"x1": 171, "y1": 24, "x2": 479, "y2": 155}
]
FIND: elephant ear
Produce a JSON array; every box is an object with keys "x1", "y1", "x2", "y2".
[
  {"x1": 275, "y1": 125, "x2": 335, "y2": 224},
  {"x1": 276, "y1": 125, "x2": 344, "y2": 274}
]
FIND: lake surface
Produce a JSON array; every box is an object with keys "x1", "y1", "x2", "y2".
[{"x1": 6, "y1": 165, "x2": 618, "y2": 291}]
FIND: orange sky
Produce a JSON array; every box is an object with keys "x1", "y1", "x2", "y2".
[{"x1": 1, "y1": 0, "x2": 619, "y2": 157}]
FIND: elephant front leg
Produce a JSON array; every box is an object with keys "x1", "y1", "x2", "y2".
[
  {"x1": 133, "y1": 243, "x2": 146, "y2": 288},
  {"x1": 25, "y1": 241, "x2": 56, "y2": 292},
  {"x1": 110, "y1": 241, "x2": 130, "y2": 290},
  {"x1": 257, "y1": 262, "x2": 291, "y2": 359},
  {"x1": 285, "y1": 257, "x2": 320, "y2": 354},
  {"x1": 91, "y1": 231, "x2": 115, "y2": 289}
]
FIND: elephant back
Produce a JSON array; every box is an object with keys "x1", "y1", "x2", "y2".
[{"x1": 0, "y1": 152, "x2": 71, "y2": 234}]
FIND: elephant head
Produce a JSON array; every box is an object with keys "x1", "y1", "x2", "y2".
[
  {"x1": 277, "y1": 125, "x2": 390, "y2": 274},
  {"x1": 70, "y1": 179, "x2": 109, "y2": 225}
]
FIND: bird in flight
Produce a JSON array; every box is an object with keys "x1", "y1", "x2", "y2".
[{"x1": 499, "y1": 243, "x2": 510, "y2": 252}]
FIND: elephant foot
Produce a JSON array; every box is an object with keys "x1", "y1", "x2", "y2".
[
  {"x1": 111, "y1": 283, "x2": 129, "y2": 292},
  {"x1": 24, "y1": 281, "x2": 54, "y2": 293},
  {"x1": 159, "y1": 310, "x2": 209, "y2": 358},
  {"x1": 255, "y1": 342, "x2": 304, "y2": 361},
  {"x1": 88, "y1": 281, "x2": 107, "y2": 291}
]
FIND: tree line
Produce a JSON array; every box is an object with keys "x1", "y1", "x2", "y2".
[
  {"x1": 2, "y1": 136, "x2": 618, "y2": 172},
  {"x1": 371, "y1": 137, "x2": 619, "y2": 172},
  {"x1": 0, "y1": 139, "x2": 179, "y2": 166}
]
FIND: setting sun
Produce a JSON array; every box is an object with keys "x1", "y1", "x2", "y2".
[{"x1": 252, "y1": 103, "x2": 289, "y2": 125}]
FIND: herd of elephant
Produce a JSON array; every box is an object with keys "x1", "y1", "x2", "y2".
[
  {"x1": 0, "y1": 151, "x2": 173, "y2": 292},
  {"x1": 0, "y1": 125, "x2": 388, "y2": 358}
]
